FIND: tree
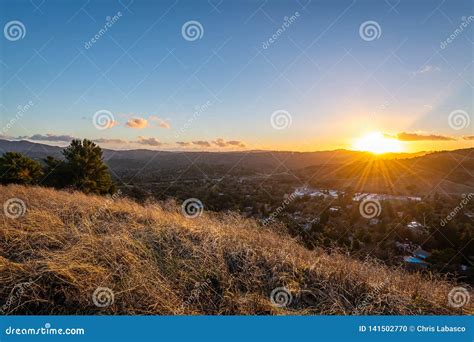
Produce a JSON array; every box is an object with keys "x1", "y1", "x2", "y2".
[
  {"x1": 42, "y1": 156, "x2": 73, "y2": 189},
  {"x1": 0, "y1": 152, "x2": 43, "y2": 185},
  {"x1": 61, "y1": 139, "x2": 114, "y2": 194}
]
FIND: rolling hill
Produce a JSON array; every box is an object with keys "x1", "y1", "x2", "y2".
[{"x1": 0, "y1": 139, "x2": 472, "y2": 194}]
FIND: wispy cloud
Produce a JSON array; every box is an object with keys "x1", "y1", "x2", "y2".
[
  {"x1": 412, "y1": 65, "x2": 441, "y2": 75},
  {"x1": 211, "y1": 138, "x2": 246, "y2": 148},
  {"x1": 176, "y1": 141, "x2": 191, "y2": 147},
  {"x1": 93, "y1": 138, "x2": 128, "y2": 144},
  {"x1": 149, "y1": 115, "x2": 171, "y2": 129},
  {"x1": 395, "y1": 132, "x2": 455, "y2": 141},
  {"x1": 463, "y1": 135, "x2": 474, "y2": 140},
  {"x1": 24, "y1": 134, "x2": 75, "y2": 142},
  {"x1": 126, "y1": 117, "x2": 148, "y2": 129},
  {"x1": 134, "y1": 136, "x2": 163, "y2": 146},
  {"x1": 192, "y1": 140, "x2": 211, "y2": 147},
  {"x1": 227, "y1": 140, "x2": 246, "y2": 148},
  {"x1": 212, "y1": 138, "x2": 227, "y2": 147}
]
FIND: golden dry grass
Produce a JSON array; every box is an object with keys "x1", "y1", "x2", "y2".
[{"x1": 0, "y1": 184, "x2": 472, "y2": 315}]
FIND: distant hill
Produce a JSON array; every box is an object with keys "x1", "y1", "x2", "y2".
[
  {"x1": 1, "y1": 184, "x2": 471, "y2": 315},
  {"x1": 299, "y1": 148, "x2": 474, "y2": 195},
  {"x1": 0, "y1": 139, "x2": 471, "y2": 194},
  {"x1": 0, "y1": 138, "x2": 426, "y2": 171}
]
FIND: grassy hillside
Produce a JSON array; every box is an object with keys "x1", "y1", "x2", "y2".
[{"x1": 0, "y1": 185, "x2": 472, "y2": 315}]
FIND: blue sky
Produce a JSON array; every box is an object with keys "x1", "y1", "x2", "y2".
[{"x1": 0, "y1": 0, "x2": 472, "y2": 152}]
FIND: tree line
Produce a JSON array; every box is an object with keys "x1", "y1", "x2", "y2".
[{"x1": 0, "y1": 139, "x2": 115, "y2": 194}]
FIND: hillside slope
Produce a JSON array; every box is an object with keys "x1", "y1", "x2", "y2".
[{"x1": 0, "y1": 185, "x2": 472, "y2": 315}]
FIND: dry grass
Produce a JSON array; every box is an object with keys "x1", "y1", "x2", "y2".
[{"x1": 0, "y1": 184, "x2": 472, "y2": 315}]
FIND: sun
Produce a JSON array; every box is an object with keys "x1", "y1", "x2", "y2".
[{"x1": 352, "y1": 132, "x2": 404, "y2": 154}]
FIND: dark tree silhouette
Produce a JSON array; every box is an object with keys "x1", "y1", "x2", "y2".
[
  {"x1": 0, "y1": 152, "x2": 43, "y2": 185},
  {"x1": 61, "y1": 139, "x2": 115, "y2": 194},
  {"x1": 42, "y1": 155, "x2": 73, "y2": 189}
]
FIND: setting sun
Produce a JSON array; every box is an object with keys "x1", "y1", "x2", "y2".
[{"x1": 352, "y1": 132, "x2": 404, "y2": 154}]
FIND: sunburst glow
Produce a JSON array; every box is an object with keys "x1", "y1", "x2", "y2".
[{"x1": 352, "y1": 132, "x2": 404, "y2": 154}]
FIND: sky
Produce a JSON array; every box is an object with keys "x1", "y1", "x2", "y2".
[{"x1": 0, "y1": 0, "x2": 473, "y2": 153}]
